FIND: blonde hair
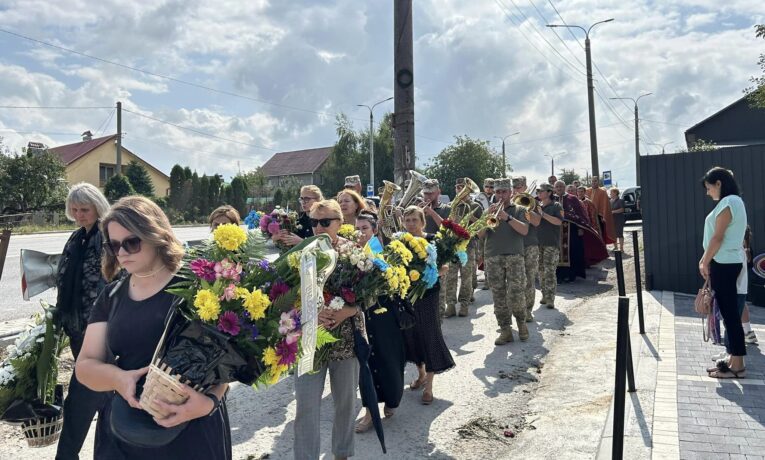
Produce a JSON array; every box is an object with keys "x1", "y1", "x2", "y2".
[
  {"x1": 610, "y1": 188, "x2": 620, "y2": 197},
  {"x1": 300, "y1": 185, "x2": 324, "y2": 200},
  {"x1": 309, "y1": 199, "x2": 343, "y2": 220},
  {"x1": 65, "y1": 182, "x2": 110, "y2": 221},
  {"x1": 208, "y1": 205, "x2": 241, "y2": 227},
  {"x1": 100, "y1": 196, "x2": 184, "y2": 281},
  {"x1": 336, "y1": 189, "x2": 367, "y2": 216},
  {"x1": 402, "y1": 205, "x2": 425, "y2": 225}
]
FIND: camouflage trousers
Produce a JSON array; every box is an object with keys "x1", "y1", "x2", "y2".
[
  {"x1": 524, "y1": 245, "x2": 540, "y2": 310},
  {"x1": 484, "y1": 254, "x2": 526, "y2": 329},
  {"x1": 538, "y1": 245, "x2": 560, "y2": 303},
  {"x1": 443, "y1": 240, "x2": 477, "y2": 308}
]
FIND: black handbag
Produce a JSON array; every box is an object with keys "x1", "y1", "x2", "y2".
[{"x1": 393, "y1": 299, "x2": 416, "y2": 330}]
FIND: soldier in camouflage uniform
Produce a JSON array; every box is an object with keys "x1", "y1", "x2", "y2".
[
  {"x1": 480, "y1": 178, "x2": 529, "y2": 345},
  {"x1": 443, "y1": 177, "x2": 483, "y2": 317},
  {"x1": 536, "y1": 183, "x2": 563, "y2": 308},
  {"x1": 478, "y1": 178, "x2": 495, "y2": 291},
  {"x1": 420, "y1": 179, "x2": 451, "y2": 317},
  {"x1": 513, "y1": 177, "x2": 542, "y2": 322}
]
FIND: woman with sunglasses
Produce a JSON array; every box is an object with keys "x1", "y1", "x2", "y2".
[
  {"x1": 400, "y1": 206, "x2": 455, "y2": 405},
  {"x1": 353, "y1": 211, "x2": 406, "y2": 433},
  {"x1": 55, "y1": 182, "x2": 111, "y2": 460},
  {"x1": 337, "y1": 189, "x2": 367, "y2": 226},
  {"x1": 294, "y1": 199, "x2": 365, "y2": 460},
  {"x1": 278, "y1": 185, "x2": 324, "y2": 247},
  {"x1": 75, "y1": 196, "x2": 232, "y2": 459}
]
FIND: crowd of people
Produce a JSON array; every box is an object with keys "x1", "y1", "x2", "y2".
[{"x1": 46, "y1": 166, "x2": 757, "y2": 459}]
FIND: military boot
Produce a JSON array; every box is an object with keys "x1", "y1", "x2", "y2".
[
  {"x1": 444, "y1": 304, "x2": 457, "y2": 318},
  {"x1": 458, "y1": 302, "x2": 469, "y2": 317},
  {"x1": 516, "y1": 317, "x2": 529, "y2": 341},
  {"x1": 525, "y1": 307, "x2": 534, "y2": 322},
  {"x1": 495, "y1": 328, "x2": 514, "y2": 345}
]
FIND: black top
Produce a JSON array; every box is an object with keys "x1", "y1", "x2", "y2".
[
  {"x1": 295, "y1": 212, "x2": 314, "y2": 239},
  {"x1": 89, "y1": 278, "x2": 177, "y2": 371}
]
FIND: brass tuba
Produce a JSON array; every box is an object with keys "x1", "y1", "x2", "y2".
[
  {"x1": 449, "y1": 178, "x2": 480, "y2": 221},
  {"x1": 379, "y1": 180, "x2": 402, "y2": 238},
  {"x1": 398, "y1": 170, "x2": 428, "y2": 209},
  {"x1": 512, "y1": 192, "x2": 537, "y2": 212}
]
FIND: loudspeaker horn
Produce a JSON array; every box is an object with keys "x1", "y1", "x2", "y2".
[{"x1": 21, "y1": 249, "x2": 61, "y2": 301}]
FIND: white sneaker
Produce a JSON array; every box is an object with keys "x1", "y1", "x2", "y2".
[
  {"x1": 745, "y1": 331, "x2": 758, "y2": 344},
  {"x1": 711, "y1": 351, "x2": 728, "y2": 362}
]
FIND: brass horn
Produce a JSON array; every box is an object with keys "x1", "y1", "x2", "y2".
[
  {"x1": 398, "y1": 170, "x2": 428, "y2": 210},
  {"x1": 379, "y1": 180, "x2": 402, "y2": 238},
  {"x1": 512, "y1": 192, "x2": 537, "y2": 212},
  {"x1": 449, "y1": 178, "x2": 480, "y2": 221}
]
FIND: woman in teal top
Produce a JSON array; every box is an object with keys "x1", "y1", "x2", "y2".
[{"x1": 700, "y1": 167, "x2": 747, "y2": 379}]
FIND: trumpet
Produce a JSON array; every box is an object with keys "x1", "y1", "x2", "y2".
[{"x1": 484, "y1": 200, "x2": 504, "y2": 229}]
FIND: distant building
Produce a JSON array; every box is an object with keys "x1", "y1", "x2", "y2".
[
  {"x1": 260, "y1": 147, "x2": 333, "y2": 187},
  {"x1": 684, "y1": 95, "x2": 765, "y2": 148},
  {"x1": 48, "y1": 131, "x2": 170, "y2": 196}
]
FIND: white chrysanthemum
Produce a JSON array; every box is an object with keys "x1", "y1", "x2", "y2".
[{"x1": 328, "y1": 296, "x2": 346, "y2": 310}]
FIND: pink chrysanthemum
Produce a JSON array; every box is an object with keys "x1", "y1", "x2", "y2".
[{"x1": 217, "y1": 311, "x2": 240, "y2": 336}]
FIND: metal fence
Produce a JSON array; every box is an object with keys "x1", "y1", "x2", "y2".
[
  {"x1": 640, "y1": 144, "x2": 765, "y2": 295},
  {"x1": 0, "y1": 211, "x2": 68, "y2": 228}
]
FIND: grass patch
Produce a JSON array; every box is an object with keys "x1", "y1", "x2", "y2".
[{"x1": 10, "y1": 224, "x2": 78, "y2": 235}]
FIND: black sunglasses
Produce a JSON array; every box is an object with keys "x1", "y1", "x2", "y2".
[
  {"x1": 310, "y1": 217, "x2": 340, "y2": 228},
  {"x1": 105, "y1": 236, "x2": 142, "y2": 255}
]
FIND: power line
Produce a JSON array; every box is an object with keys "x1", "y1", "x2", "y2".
[
  {"x1": 0, "y1": 105, "x2": 112, "y2": 109},
  {"x1": 0, "y1": 28, "x2": 364, "y2": 122},
  {"x1": 527, "y1": 0, "x2": 586, "y2": 68},
  {"x1": 641, "y1": 118, "x2": 690, "y2": 127},
  {"x1": 121, "y1": 107, "x2": 276, "y2": 151},
  {"x1": 96, "y1": 108, "x2": 116, "y2": 135}
]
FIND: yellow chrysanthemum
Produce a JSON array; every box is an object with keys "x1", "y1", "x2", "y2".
[
  {"x1": 388, "y1": 240, "x2": 413, "y2": 265},
  {"x1": 235, "y1": 287, "x2": 250, "y2": 299},
  {"x1": 338, "y1": 224, "x2": 356, "y2": 239},
  {"x1": 267, "y1": 364, "x2": 288, "y2": 385},
  {"x1": 456, "y1": 239, "x2": 470, "y2": 252},
  {"x1": 409, "y1": 270, "x2": 421, "y2": 282},
  {"x1": 263, "y1": 347, "x2": 279, "y2": 367},
  {"x1": 194, "y1": 289, "x2": 221, "y2": 321},
  {"x1": 242, "y1": 288, "x2": 271, "y2": 320},
  {"x1": 213, "y1": 223, "x2": 248, "y2": 251},
  {"x1": 288, "y1": 252, "x2": 301, "y2": 269}
]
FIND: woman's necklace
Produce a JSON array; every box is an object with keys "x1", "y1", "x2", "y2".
[{"x1": 133, "y1": 265, "x2": 166, "y2": 279}]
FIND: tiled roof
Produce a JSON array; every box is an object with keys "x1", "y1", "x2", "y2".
[
  {"x1": 49, "y1": 135, "x2": 117, "y2": 165},
  {"x1": 261, "y1": 147, "x2": 333, "y2": 177}
]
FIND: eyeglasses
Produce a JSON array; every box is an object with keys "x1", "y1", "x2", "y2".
[
  {"x1": 298, "y1": 196, "x2": 317, "y2": 203},
  {"x1": 105, "y1": 236, "x2": 142, "y2": 255},
  {"x1": 310, "y1": 217, "x2": 340, "y2": 228}
]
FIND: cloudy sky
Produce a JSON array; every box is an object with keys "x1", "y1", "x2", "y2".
[{"x1": 0, "y1": 0, "x2": 762, "y2": 187}]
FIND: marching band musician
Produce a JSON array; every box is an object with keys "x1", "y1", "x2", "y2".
[
  {"x1": 443, "y1": 178, "x2": 483, "y2": 318},
  {"x1": 536, "y1": 183, "x2": 564, "y2": 309},
  {"x1": 513, "y1": 177, "x2": 542, "y2": 322},
  {"x1": 477, "y1": 178, "x2": 495, "y2": 291},
  {"x1": 419, "y1": 179, "x2": 452, "y2": 317},
  {"x1": 478, "y1": 178, "x2": 530, "y2": 345}
]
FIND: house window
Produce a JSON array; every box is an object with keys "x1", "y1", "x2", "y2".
[{"x1": 99, "y1": 163, "x2": 116, "y2": 187}]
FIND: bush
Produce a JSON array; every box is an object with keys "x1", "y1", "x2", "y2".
[{"x1": 104, "y1": 174, "x2": 135, "y2": 201}]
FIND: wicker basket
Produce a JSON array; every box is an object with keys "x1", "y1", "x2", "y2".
[
  {"x1": 139, "y1": 358, "x2": 203, "y2": 419},
  {"x1": 21, "y1": 414, "x2": 64, "y2": 448}
]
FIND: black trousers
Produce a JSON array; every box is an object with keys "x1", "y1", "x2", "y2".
[
  {"x1": 55, "y1": 333, "x2": 110, "y2": 460},
  {"x1": 710, "y1": 260, "x2": 746, "y2": 357}
]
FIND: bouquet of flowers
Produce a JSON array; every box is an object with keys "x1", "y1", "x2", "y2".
[
  {"x1": 434, "y1": 218, "x2": 471, "y2": 268},
  {"x1": 140, "y1": 224, "x2": 337, "y2": 422},
  {"x1": 1, "y1": 303, "x2": 65, "y2": 447},
  {"x1": 389, "y1": 233, "x2": 439, "y2": 303},
  {"x1": 338, "y1": 224, "x2": 361, "y2": 243},
  {"x1": 259, "y1": 208, "x2": 301, "y2": 252},
  {"x1": 244, "y1": 210, "x2": 261, "y2": 230},
  {"x1": 323, "y1": 239, "x2": 391, "y2": 312}
]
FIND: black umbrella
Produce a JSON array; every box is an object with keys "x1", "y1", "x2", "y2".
[{"x1": 352, "y1": 326, "x2": 386, "y2": 454}]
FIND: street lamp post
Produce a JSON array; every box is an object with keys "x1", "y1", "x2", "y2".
[
  {"x1": 649, "y1": 141, "x2": 674, "y2": 155},
  {"x1": 358, "y1": 96, "x2": 393, "y2": 194},
  {"x1": 610, "y1": 93, "x2": 652, "y2": 186},
  {"x1": 547, "y1": 18, "x2": 614, "y2": 180},
  {"x1": 494, "y1": 132, "x2": 520, "y2": 176},
  {"x1": 544, "y1": 151, "x2": 567, "y2": 177}
]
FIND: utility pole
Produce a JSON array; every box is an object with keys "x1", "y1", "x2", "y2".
[
  {"x1": 393, "y1": 0, "x2": 415, "y2": 186},
  {"x1": 544, "y1": 151, "x2": 567, "y2": 177},
  {"x1": 116, "y1": 101, "x2": 122, "y2": 175},
  {"x1": 358, "y1": 97, "x2": 393, "y2": 194},
  {"x1": 494, "y1": 132, "x2": 519, "y2": 177},
  {"x1": 547, "y1": 18, "x2": 613, "y2": 179},
  {"x1": 611, "y1": 93, "x2": 651, "y2": 186}
]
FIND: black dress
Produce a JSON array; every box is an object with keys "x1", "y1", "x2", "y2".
[
  {"x1": 88, "y1": 278, "x2": 231, "y2": 460},
  {"x1": 366, "y1": 297, "x2": 406, "y2": 407},
  {"x1": 402, "y1": 235, "x2": 456, "y2": 376}
]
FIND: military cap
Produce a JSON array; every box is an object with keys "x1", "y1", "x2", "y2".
[
  {"x1": 537, "y1": 183, "x2": 553, "y2": 193},
  {"x1": 494, "y1": 178, "x2": 512, "y2": 191},
  {"x1": 455, "y1": 177, "x2": 466, "y2": 186},
  {"x1": 344, "y1": 175, "x2": 361, "y2": 186},
  {"x1": 484, "y1": 178, "x2": 495, "y2": 187},
  {"x1": 512, "y1": 177, "x2": 525, "y2": 188},
  {"x1": 422, "y1": 179, "x2": 440, "y2": 193}
]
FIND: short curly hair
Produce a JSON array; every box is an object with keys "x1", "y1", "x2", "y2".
[{"x1": 100, "y1": 196, "x2": 184, "y2": 281}]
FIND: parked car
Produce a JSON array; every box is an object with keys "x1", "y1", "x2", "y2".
[{"x1": 621, "y1": 187, "x2": 641, "y2": 221}]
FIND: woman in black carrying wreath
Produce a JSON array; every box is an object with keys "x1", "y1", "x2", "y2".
[
  {"x1": 55, "y1": 182, "x2": 111, "y2": 460},
  {"x1": 75, "y1": 196, "x2": 231, "y2": 459},
  {"x1": 353, "y1": 211, "x2": 407, "y2": 433}
]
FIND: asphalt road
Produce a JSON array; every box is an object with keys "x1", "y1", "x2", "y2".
[{"x1": 0, "y1": 226, "x2": 213, "y2": 322}]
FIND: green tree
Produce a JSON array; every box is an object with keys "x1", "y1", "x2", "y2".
[
  {"x1": 677, "y1": 139, "x2": 718, "y2": 153},
  {"x1": 0, "y1": 144, "x2": 68, "y2": 212},
  {"x1": 169, "y1": 164, "x2": 186, "y2": 209},
  {"x1": 558, "y1": 169, "x2": 581, "y2": 185},
  {"x1": 746, "y1": 25, "x2": 765, "y2": 108},
  {"x1": 208, "y1": 174, "x2": 223, "y2": 208},
  {"x1": 187, "y1": 172, "x2": 201, "y2": 219},
  {"x1": 124, "y1": 160, "x2": 155, "y2": 197},
  {"x1": 272, "y1": 188, "x2": 284, "y2": 209},
  {"x1": 104, "y1": 174, "x2": 135, "y2": 201},
  {"x1": 424, "y1": 136, "x2": 504, "y2": 198},
  {"x1": 199, "y1": 175, "x2": 210, "y2": 216}
]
